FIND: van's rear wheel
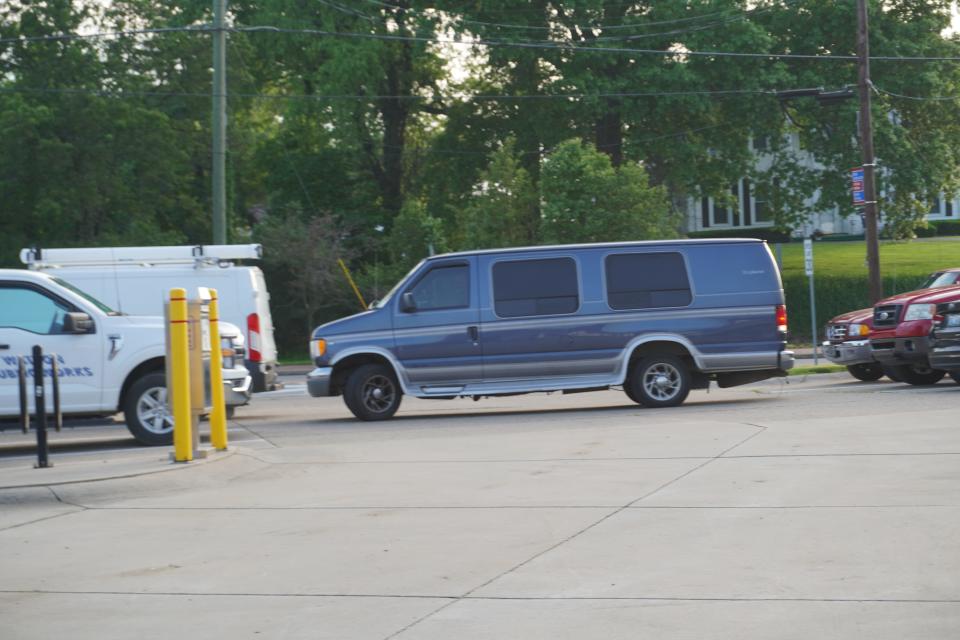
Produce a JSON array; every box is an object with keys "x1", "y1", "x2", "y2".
[
  {"x1": 123, "y1": 372, "x2": 174, "y2": 446},
  {"x1": 847, "y1": 363, "x2": 884, "y2": 382},
  {"x1": 627, "y1": 355, "x2": 691, "y2": 408},
  {"x1": 950, "y1": 371, "x2": 960, "y2": 385},
  {"x1": 889, "y1": 364, "x2": 945, "y2": 386},
  {"x1": 343, "y1": 364, "x2": 402, "y2": 420}
]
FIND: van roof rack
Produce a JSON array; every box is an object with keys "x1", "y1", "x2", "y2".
[{"x1": 20, "y1": 244, "x2": 263, "y2": 269}]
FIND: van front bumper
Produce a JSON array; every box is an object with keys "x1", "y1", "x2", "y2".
[
  {"x1": 822, "y1": 339, "x2": 873, "y2": 366},
  {"x1": 307, "y1": 367, "x2": 334, "y2": 397}
]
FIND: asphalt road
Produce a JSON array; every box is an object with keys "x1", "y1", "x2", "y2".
[{"x1": 1, "y1": 372, "x2": 959, "y2": 639}]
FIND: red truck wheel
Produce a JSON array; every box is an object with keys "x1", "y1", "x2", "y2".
[{"x1": 888, "y1": 364, "x2": 945, "y2": 386}]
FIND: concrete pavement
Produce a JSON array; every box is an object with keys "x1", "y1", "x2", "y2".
[{"x1": 1, "y1": 372, "x2": 959, "y2": 639}]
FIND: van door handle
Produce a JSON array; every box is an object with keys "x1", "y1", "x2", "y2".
[
  {"x1": 0, "y1": 344, "x2": 8, "y2": 350},
  {"x1": 467, "y1": 326, "x2": 479, "y2": 342}
]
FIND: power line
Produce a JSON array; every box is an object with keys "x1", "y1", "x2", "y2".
[
  {"x1": 0, "y1": 25, "x2": 212, "y2": 45},
  {"x1": 0, "y1": 85, "x2": 777, "y2": 101},
  {"x1": 4, "y1": 22, "x2": 959, "y2": 64},
  {"x1": 231, "y1": 25, "x2": 960, "y2": 63},
  {"x1": 360, "y1": 0, "x2": 794, "y2": 33},
  {"x1": 872, "y1": 84, "x2": 960, "y2": 101}
]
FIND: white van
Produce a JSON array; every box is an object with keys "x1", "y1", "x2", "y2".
[
  {"x1": 0, "y1": 270, "x2": 243, "y2": 445},
  {"x1": 21, "y1": 244, "x2": 279, "y2": 392}
]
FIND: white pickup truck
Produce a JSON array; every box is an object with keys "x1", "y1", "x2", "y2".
[{"x1": 0, "y1": 269, "x2": 249, "y2": 445}]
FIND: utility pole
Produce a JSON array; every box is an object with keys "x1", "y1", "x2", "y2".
[
  {"x1": 857, "y1": 0, "x2": 882, "y2": 302},
  {"x1": 212, "y1": 0, "x2": 227, "y2": 244}
]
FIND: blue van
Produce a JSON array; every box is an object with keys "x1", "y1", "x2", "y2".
[{"x1": 307, "y1": 239, "x2": 793, "y2": 420}]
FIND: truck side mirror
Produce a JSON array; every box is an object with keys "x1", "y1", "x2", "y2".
[
  {"x1": 64, "y1": 312, "x2": 94, "y2": 334},
  {"x1": 400, "y1": 292, "x2": 417, "y2": 313}
]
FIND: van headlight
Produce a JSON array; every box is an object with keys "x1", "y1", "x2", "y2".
[
  {"x1": 903, "y1": 304, "x2": 936, "y2": 321},
  {"x1": 310, "y1": 338, "x2": 327, "y2": 359}
]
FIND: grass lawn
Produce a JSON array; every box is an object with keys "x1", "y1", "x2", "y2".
[{"x1": 775, "y1": 238, "x2": 960, "y2": 282}]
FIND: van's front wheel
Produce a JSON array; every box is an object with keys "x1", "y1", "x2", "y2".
[
  {"x1": 343, "y1": 364, "x2": 402, "y2": 420},
  {"x1": 627, "y1": 355, "x2": 691, "y2": 408}
]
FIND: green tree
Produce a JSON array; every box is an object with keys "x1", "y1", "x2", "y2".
[
  {"x1": 539, "y1": 139, "x2": 677, "y2": 244},
  {"x1": 458, "y1": 139, "x2": 538, "y2": 249}
]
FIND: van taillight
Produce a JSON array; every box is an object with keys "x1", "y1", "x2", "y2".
[
  {"x1": 776, "y1": 304, "x2": 788, "y2": 334},
  {"x1": 247, "y1": 312, "x2": 262, "y2": 363}
]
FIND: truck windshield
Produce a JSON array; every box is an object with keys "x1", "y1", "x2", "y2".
[
  {"x1": 51, "y1": 277, "x2": 120, "y2": 315},
  {"x1": 919, "y1": 272, "x2": 960, "y2": 289}
]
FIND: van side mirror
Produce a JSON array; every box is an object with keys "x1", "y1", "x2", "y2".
[
  {"x1": 64, "y1": 312, "x2": 94, "y2": 334},
  {"x1": 400, "y1": 292, "x2": 417, "y2": 313}
]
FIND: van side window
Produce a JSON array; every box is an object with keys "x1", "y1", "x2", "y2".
[
  {"x1": 493, "y1": 258, "x2": 579, "y2": 317},
  {"x1": 605, "y1": 252, "x2": 692, "y2": 310},
  {"x1": 407, "y1": 265, "x2": 469, "y2": 311},
  {"x1": 0, "y1": 285, "x2": 71, "y2": 334}
]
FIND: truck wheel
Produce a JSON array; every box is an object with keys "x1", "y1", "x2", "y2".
[
  {"x1": 628, "y1": 355, "x2": 691, "y2": 408},
  {"x1": 949, "y1": 371, "x2": 960, "y2": 385},
  {"x1": 343, "y1": 363, "x2": 402, "y2": 420},
  {"x1": 846, "y1": 363, "x2": 884, "y2": 382},
  {"x1": 889, "y1": 364, "x2": 946, "y2": 386},
  {"x1": 123, "y1": 372, "x2": 174, "y2": 446}
]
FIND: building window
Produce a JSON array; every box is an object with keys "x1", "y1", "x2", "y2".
[{"x1": 492, "y1": 257, "x2": 579, "y2": 317}]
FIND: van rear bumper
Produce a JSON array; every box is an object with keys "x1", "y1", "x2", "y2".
[
  {"x1": 779, "y1": 349, "x2": 795, "y2": 371},
  {"x1": 307, "y1": 367, "x2": 334, "y2": 397},
  {"x1": 246, "y1": 359, "x2": 280, "y2": 392}
]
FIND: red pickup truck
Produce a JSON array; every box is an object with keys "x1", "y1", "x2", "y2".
[
  {"x1": 870, "y1": 270, "x2": 960, "y2": 385},
  {"x1": 823, "y1": 268, "x2": 960, "y2": 382}
]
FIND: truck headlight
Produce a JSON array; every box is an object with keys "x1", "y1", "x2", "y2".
[
  {"x1": 221, "y1": 336, "x2": 237, "y2": 369},
  {"x1": 310, "y1": 338, "x2": 327, "y2": 359},
  {"x1": 848, "y1": 323, "x2": 870, "y2": 337},
  {"x1": 903, "y1": 304, "x2": 936, "y2": 321}
]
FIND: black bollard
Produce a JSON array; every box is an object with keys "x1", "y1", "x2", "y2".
[
  {"x1": 51, "y1": 355, "x2": 62, "y2": 432},
  {"x1": 18, "y1": 356, "x2": 28, "y2": 434},
  {"x1": 32, "y1": 345, "x2": 51, "y2": 469}
]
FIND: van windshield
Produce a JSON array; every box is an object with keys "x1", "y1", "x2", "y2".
[
  {"x1": 52, "y1": 277, "x2": 120, "y2": 315},
  {"x1": 373, "y1": 260, "x2": 424, "y2": 309}
]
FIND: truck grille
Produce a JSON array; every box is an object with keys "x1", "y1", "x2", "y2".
[
  {"x1": 873, "y1": 304, "x2": 901, "y2": 328},
  {"x1": 826, "y1": 324, "x2": 848, "y2": 342}
]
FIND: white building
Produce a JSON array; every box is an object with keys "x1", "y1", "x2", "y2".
[{"x1": 685, "y1": 135, "x2": 957, "y2": 237}]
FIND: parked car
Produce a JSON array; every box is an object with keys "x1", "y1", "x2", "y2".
[
  {"x1": 870, "y1": 284, "x2": 960, "y2": 385},
  {"x1": 822, "y1": 308, "x2": 885, "y2": 381},
  {"x1": 306, "y1": 239, "x2": 795, "y2": 420},
  {"x1": 20, "y1": 244, "x2": 280, "y2": 392},
  {"x1": 821, "y1": 268, "x2": 960, "y2": 382},
  {"x1": 0, "y1": 270, "x2": 247, "y2": 445},
  {"x1": 929, "y1": 301, "x2": 960, "y2": 382}
]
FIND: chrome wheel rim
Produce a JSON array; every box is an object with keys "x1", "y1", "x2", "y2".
[
  {"x1": 136, "y1": 386, "x2": 173, "y2": 434},
  {"x1": 643, "y1": 363, "x2": 681, "y2": 401},
  {"x1": 361, "y1": 375, "x2": 396, "y2": 413}
]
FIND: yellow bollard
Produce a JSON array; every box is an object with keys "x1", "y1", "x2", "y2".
[
  {"x1": 208, "y1": 288, "x2": 228, "y2": 451},
  {"x1": 169, "y1": 288, "x2": 193, "y2": 462}
]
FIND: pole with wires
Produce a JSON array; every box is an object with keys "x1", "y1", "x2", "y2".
[
  {"x1": 857, "y1": 0, "x2": 882, "y2": 303},
  {"x1": 212, "y1": 0, "x2": 227, "y2": 245}
]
